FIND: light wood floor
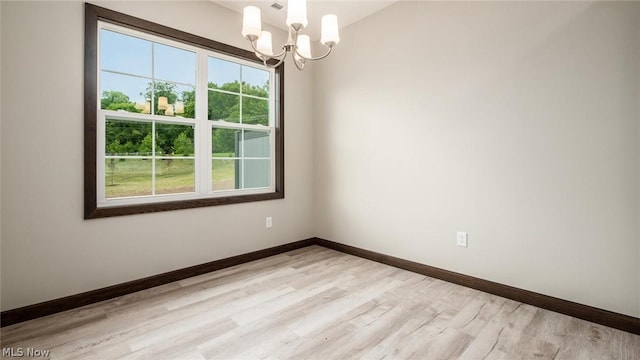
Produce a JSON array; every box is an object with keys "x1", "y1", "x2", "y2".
[{"x1": 2, "y1": 246, "x2": 639, "y2": 360}]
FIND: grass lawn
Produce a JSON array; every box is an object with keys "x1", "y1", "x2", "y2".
[{"x1": 106, "y1": 156, "x2": 240, "y2": 198}]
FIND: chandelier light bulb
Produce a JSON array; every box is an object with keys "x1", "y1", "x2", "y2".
[
  {"x1": 174, "y1": 101, "x2": 184, "y2": 115},
  {"x1": 321, "y1": 14, "x2": 340, "y2": 47},
  {"x1": 286, "y1": 0, "x2": 308, "y2": 30},
  {"x1": 242, "y1": 6, "x2": 262, "y2": 40},
  {"x1": 256, "y1": 31, "x2": 274, "y2": 57},
  {"x1": 296, "y1": 35, "x2": 312, "y2": 59},
  {"x1": 158, "y1": 96, "x2": 168, "y2": 110}
]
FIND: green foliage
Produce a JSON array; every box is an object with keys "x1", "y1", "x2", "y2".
[
  {"x1": 234, "y1": 97, "x2": 268, "y2": 125},
  {"x1": 212, "y1": 128, "x2": 238, "y2": 154},
  {"x1": 102, "y1": 79, "x2": 266, "y2": 157},
  {"x1": 242, "y1": 80, "x2": 269, "y2": 97},
  {"x1": 121, "y1": 141, "x2": 138, "y2": 153},
  {"x1": 156, "y1": 124, "x2": 193, "y2": 155},
  {"x1": 101, "y1": 91, "x2": 131, "y2": 109},
  {"x1": 107, "y1": 139, "x2": 123, "y2": 155},
  {"x1": 107, "y1": 103, "x2": 139, "y2": 112},
  {"x1": 182, "y1": 90, "x2": 196, "y2": 118},
  {"x1": 138, "y1": 134, "x2": 153, "y2": 154},
  {"x1": 208, "y1": 82, "x2": 240, "y2": 121},
  {"x1": 101, "y1": 91, "x2": 141, "y2": 113},
  {"x1": 105, "y1": 121, "x2": 149, "y2": 154},
  {"x1": 174, "y1": 132, "x2": 194, "y2": 156},
  {"x1": 138, "y1": 134, "x2": 162, "y2": 155},
  {"x1": 207, "y1": 81, "x2": 268, "y2": 123}
]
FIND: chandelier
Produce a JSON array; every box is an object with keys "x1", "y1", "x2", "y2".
[{"x1": 241, "y1": 0, "x2": 340, "y2": 70}]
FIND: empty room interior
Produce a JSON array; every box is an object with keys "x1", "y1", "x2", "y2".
[{"x1": 1, "y1": 0, "x2": 639, "y2": 358}]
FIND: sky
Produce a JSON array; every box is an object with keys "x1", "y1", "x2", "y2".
[{"x1": 100, "y1": 28, "x2": 270, "y2": 104}]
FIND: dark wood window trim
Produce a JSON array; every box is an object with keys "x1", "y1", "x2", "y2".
[{"x1": 84, "y1": 3, "x2": 284, "y2": 219}]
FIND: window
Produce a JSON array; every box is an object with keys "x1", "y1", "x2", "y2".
[{"x1": 85, "y1": 4, "x2": 284, "y2": 218}]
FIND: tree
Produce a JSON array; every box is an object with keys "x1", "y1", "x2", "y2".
[
  {"x1": 174, "y1": 132, "x2": 194, "y2": 156},
  {"x1": 138, "y1": 134, "x2": 162, "y2": 155},
  {"x1": 106, "y1": 140, "x2": 123, "y2": 186},
  {"x1": 241, "y1": 80, "x2": 269, "y2": 97},
  {"x1": 101, "y1": 91, "x2": 141, "y2": 113},
  {"x1": 121, "y1": 141, "x2": 138, "y2": 154},
  {"x1": 223, "y1": 82, "x2": 269, "y2": 125},
  {"x1": 229, "y1": 97, "x2": 268, "y2": 125},
  {"x1": 212, "y1": 128, "x2": 237, "y2": 155},
  {"x1": 208, "y1": 81, "x2": 241, "y2": 121},
  {"x1": 107, "y1": 139, "x2": 123, "y2": 155},
  {"x1": 105, "y1": 120, "x2": 150, "y2": 155},
  {"x1": 101, "y1": 91, "x2": 131, "y2": 109},
  {"x1": 182, "y1": 89, "x2": 196, "y2": 118}
]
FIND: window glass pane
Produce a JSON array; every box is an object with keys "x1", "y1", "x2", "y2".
[
  {"x1": 243, "y1": 130, "x2": 270, "y2": 158},
  {"x1": 155, "y1": 159, "x2": 195, "y2": 195},
  {"x1": 100, "y1": 29, "x2": 151, "y2": 77},
  {"x1": 146, "y1": 81, "x2": 193, "y2": 116},
  {"x1": 154, "y1": 43, "x2": 196, "y2": 85},
  {"x1": 176, "y1": 86, "x2": 196, "y2": 118},
  {"x1": 105, "y1": 119, "x2": 152, "y2": 155},
  {"x1": 208, "y1": 57, "x2": 240, "y2": 88},
  {"x1": 100, "y1": 72, "x2": 149, "y2": 112},
  {"x1": 212, "y1": 128, "x2": 240, "y2": 157},
  {"x1": 212, "y1": 159, "x2": 239, "y2": 191},
  {"x1": 242, "y1": 65, "x2": 269, "y2": 98},
  {"x1": 105, "y1": 158, "x2": 152, "y2": 198},
  {"x1": 156, "y1": 123, "x2": 194, "y2": 157},
  {"x1": 209, "y1": 91, "x2": 240, "y2": 122},
  {"x1": 242, "y1": 97, "x2": 269, "y2": 125},
  {"x1": 243, "y1": 159, "x2": 270, "y2": 188}
]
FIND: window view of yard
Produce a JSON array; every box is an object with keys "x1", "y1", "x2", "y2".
[
  {"x1": 105, "y1": 159, "x2": 197, "y2": 198},
  {"x1": 105, "y1": 158, "x2": 239, "y2": 198},
  {"x1": 102, "y1": 80, "x2": 269, "y2": 198},
  {"x1": 100, "y1": 28, "x2": 271, "y2": 200}
]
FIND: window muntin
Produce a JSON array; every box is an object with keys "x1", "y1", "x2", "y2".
[
  {"x1": 207, "y1": 56, "x2": 270, "y2": 126},
  {"x1": 99, "y1": 26, "x2": 197, "y2": 119},
  {"x1": 96, "y1": 21, "x2": 275, "y2": 209},
  {"x1": 210, "y1": 127, "x2": 272, "y2": 191}
]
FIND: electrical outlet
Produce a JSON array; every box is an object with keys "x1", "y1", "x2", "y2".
[
  {"x1": 266, "y1": 217, "x2": 273, "y2": 228},
  {"x1": 456, "y1": 232, "x2": 468, "y2": 247}
]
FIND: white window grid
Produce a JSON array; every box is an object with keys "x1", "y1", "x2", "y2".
[{"x1": 96, "y1": 22, "x2": 276, "y2": 208}]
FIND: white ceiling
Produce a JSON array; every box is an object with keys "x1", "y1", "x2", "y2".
[{"x1": 213, "y1": 1, "x2": 397, "y2": 41}]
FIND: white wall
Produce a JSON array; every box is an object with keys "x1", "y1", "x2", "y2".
[
  {"x1": 0, "y1": 1, "x2": 315, "y2": 311},
  {"x1": 314, "y1": 1, "x2": 640, "y2": 317}
]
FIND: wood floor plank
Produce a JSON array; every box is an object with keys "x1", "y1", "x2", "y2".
[{"x1": 2, "y1": 246, "x2": 638, "y2": 360}]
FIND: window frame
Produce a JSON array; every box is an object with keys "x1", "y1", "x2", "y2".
[{"x1": 84, "y1": 3, "x2": 284, "y2": 219}]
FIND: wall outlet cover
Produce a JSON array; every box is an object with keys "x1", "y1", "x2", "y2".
[{"x1": 456, "y1": 232, "x2": 468, "y2": 247}]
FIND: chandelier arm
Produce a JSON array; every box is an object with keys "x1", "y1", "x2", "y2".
[
  {"x1": 267, "y1": 52, "x2": 288, "y2": 68},
  {"x1": 294, "y1": 45, "x2": 333, "y2": 62},
  {"x1": 293, "y1": 56, "x2": 305, "y2": 70},
  {"x1": 249, "y1": 40, "x2": 287, "y2": 60}
]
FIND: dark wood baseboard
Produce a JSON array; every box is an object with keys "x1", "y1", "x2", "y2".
[
  {"x1": 0, "y1": 238, "x2": 314, "y2": 327},
  {"x1": 3, "y1": 237, "x2": 638, "y2": 335},
  {"x1": 314, "y1": 237, "x2": 640, "y2": 335}
]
